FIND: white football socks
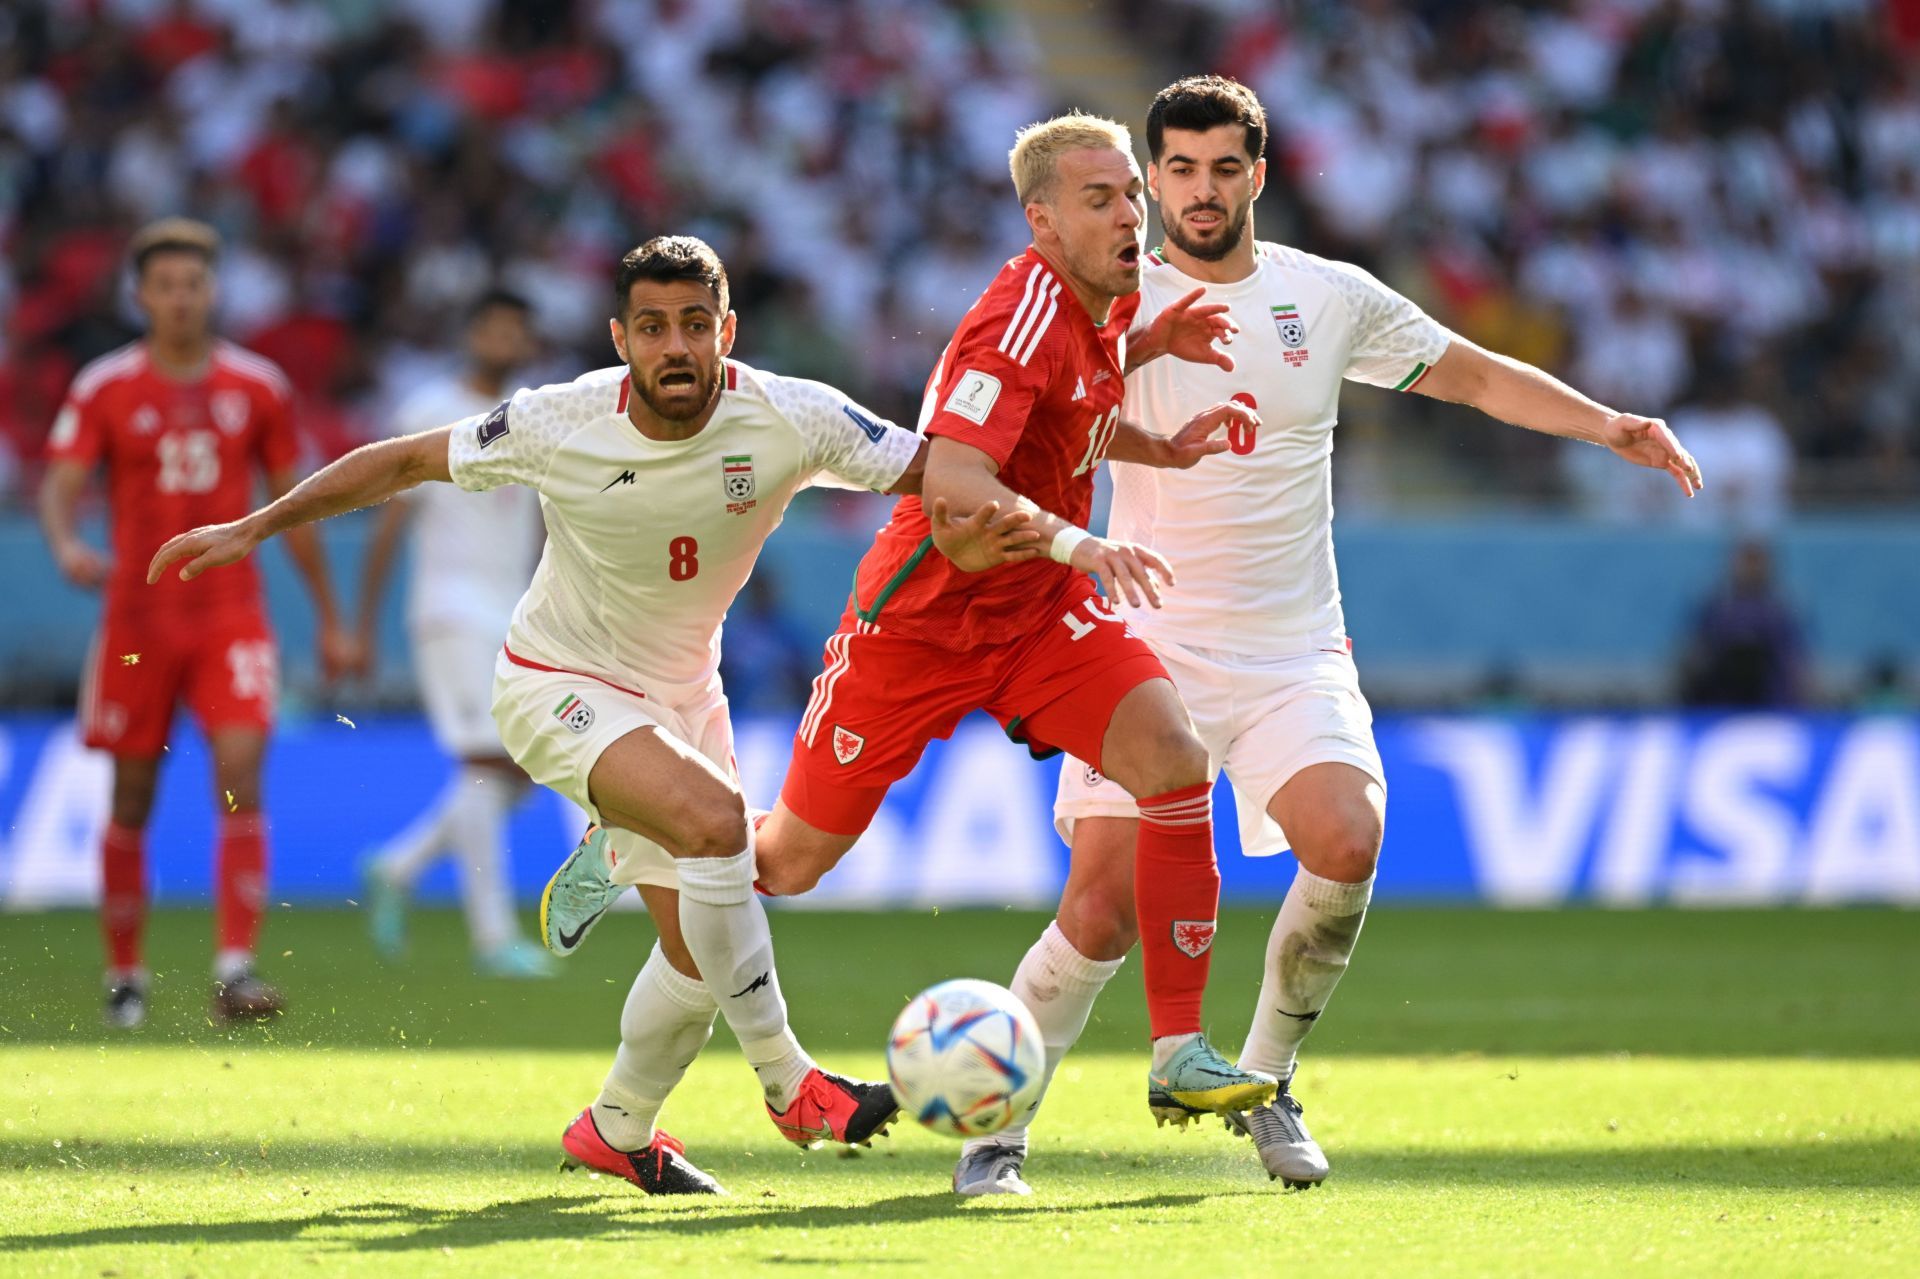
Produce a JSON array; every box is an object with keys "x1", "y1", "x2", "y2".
[
  {"x1": 969, "y1": 921, "x2": 1124, "y2": 1153},
  {"x1": 1240, "y1": 865, "x2": 1373, "y2": 1083},
  {"x1": 593, "y1": 943, "x2": 718, "y2": 1151},
  {"x1": 673, "y1": 832, "x2": 813, "y2": 1109},
  {"x1": 444, "y1": 767, "x2": 518, "y2": 954}
]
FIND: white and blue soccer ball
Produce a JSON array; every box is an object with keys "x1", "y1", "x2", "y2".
[{"x1": 887, "y1": 978, "x2": 1046, "y2": 1139}]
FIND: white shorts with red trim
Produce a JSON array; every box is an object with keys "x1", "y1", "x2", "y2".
[
  {"x1": 1054, "y1": 634, "x2": 1384, "y2": 857},
  {"x1": 490, "y1": 648, "x2": 737, "y2": 889}
]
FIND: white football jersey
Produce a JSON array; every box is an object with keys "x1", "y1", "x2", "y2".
[
  {"x1": 390, "y1": 375, "x2": 543, "y2": 635},
  {"x1": 447, "y1": 360, "x2": 920, "y2": 688},
  {"x1": 1109, "y1": 241, "x2": 1452, "y2": 654}
]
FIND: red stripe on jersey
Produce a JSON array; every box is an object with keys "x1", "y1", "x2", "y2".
[
  {"x1": 725, "y1": 361, "x2": 738, "y2": 391},
  {"x1": 616, "y1": 377, "x2": 630, "y2": 414},
  {"x1": 502, "y1": 645, "x2": 648, "y2": 701}
]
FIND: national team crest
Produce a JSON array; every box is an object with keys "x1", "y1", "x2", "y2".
[
  {"x1": 722, "y1": 454, "x2": 756, "y2": 502},
  {"x1": 211, "y1": 389, "x2": 251, "y2": 435},
  {"x1": 832, "y1": 724, "x2": 865, "y2": 765},
  {"x1": 1272, "y1": 303, "x2": 1310, "y2": 367},
  {"x1": 1171, "y1": 919, "x2": 1216, "y2": 958},
  {"x1": 1272, "y1": 303, "x2": 1305, "y2": 348},
  {"x1": 552, "y1": 693, "x2": 595, "y2": 734}
]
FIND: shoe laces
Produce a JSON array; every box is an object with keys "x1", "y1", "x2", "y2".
[{"x1": 1242, "y1": 1088, "x2": 1308, "y2": 1146}]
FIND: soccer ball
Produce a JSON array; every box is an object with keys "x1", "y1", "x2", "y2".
[{"x1": 886, "y1": 978, "x2": 1046, "y2": 1138}]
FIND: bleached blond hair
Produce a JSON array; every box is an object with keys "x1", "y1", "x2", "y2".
[{"x1": 1009, "y1": 112, "x2": 1133, "y2": 206}]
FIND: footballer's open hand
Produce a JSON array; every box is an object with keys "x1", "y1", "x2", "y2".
[
  {"x1": 1601, "y1": 413, "x2": 1704, "y2": 497},
  {"x1": 1146, "y1": 287, "x2": 1238, "y2": 373},
  {"x1": 1069, "y1": 535, "x2": 1175, "y2": 609},
  {"x1": 1160, "y1": 400, "x2": 1256, "y2": 469},
  {"x1": 930, "y1": 497, "x2": 1045, "y2": 573},
  {"x1": 147, "y1": 520, "x2": 260, "y2": 584}
]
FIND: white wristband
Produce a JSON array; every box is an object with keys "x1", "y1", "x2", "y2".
[{"x1": 1049, "y1": 524, "x2": 1092, "y2": 565}]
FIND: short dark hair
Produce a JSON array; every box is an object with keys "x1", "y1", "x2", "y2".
[
  {"x1": 466, "y1": 286, "x2": 532, "y2": 325},
  {"x1": 614, "y1": 236, "x2": 730, "y2": 318},
  {"x1": 1145, "y1": 75, "x2": 1267, "y2": 164},
  {"x1": 129, "y1": 217, "x2": 221, "y2": 275}
]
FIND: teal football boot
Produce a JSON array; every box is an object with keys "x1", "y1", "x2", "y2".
[
  {"x1": 540, "y1": 825, "x2": 626, "y2": 956},
  {"x1": 1147, "y1": 1034, "x2": 1278, "y2": 1127}
]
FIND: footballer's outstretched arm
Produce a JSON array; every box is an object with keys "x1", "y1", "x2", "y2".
[
  {"x1": 1105, "y1": 400, "x2": 1255, "y2": 470},
  {"x1": 148, "y1": 427, "x2": 455, "y2": 584},
  {"x1": 885, "y1": 440, "x2": 927, "y2": 495},
  {"x1": 923, "y1": 435, "x2": 1174, "y2": 608},
  {"x1": 1414, "y1": 338, "x2": 1704, "y2": 496}
]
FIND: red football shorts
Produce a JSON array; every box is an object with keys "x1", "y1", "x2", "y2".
[
  {"x1": 782, "y1": 579, "x2": 1169, "y2": 836},
  {"x1": 80, "y1": 609, "x2": 279, "y2": 755}
]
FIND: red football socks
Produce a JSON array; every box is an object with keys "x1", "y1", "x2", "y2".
[
  {"x1": 215, "y1": 811, "x2": 268, "y2": 954},
  {"x1": 101, "y1": 821, "x2": 147, "y2": 974},
  {"x1": 1134, "y1": 782, "x2": 1219, "y2": 1038}
]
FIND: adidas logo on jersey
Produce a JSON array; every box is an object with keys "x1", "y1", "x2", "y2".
[{"x1": 1072, "y1": 376, "x2": 1088, "y2": 402}]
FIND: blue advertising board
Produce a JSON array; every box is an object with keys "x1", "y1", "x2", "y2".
[{"x1": 1, "y1": 712, "x2": 1915, "y2": 909}]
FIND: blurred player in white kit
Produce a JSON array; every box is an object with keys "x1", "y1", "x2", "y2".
[
  {"x1": 356, "y1": 289, "x2": 554, "y2": 977},
  {"x1": 962, "y1": 76, "x2": 1704, "y2": 1197}
]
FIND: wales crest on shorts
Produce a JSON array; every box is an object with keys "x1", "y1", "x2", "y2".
[{"x1": 722, "y1": 454, "x2": 755, "y2": 501}]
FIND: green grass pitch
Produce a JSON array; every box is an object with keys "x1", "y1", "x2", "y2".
[{"x1": 3, "y1": 905, "x2": 1918, "y2": 1277}]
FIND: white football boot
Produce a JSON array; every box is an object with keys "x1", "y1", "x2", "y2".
[
  {"x1": 953, "y1": 1137, "x2": 1033, "y2": 1196},
  {"x1": 1225, "y1": 1081, "x2": 1330, "y2": 1189}
]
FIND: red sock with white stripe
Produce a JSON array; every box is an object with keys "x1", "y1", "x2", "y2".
[
  {"x1": 1134, "y1": 782, "x2": 1218, "y2": 1041},
  {"x1": 215, "y1": 811, "x2": 267, "y2": 978},
  {"x1": 101, "y1": 821, "x2": 147, "y2": 978}
]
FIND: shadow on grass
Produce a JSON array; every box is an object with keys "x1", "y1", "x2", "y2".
[
  {"x1": 0, "y1": 1186, "x2": 1248, "y2": 1256},
  {"x1": 6, "y1": 1133, "x2": 1918, "y2": 1257}
]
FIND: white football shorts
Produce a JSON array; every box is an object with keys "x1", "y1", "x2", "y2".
[
  {"x1": 490, "y1": 651, "x2": 737, "y2": 889},
  {"x1": 1054, "y1": 636, "x2": 1384, "y2": 857},
  {"x1": 414, "y1": 624, "x2": 511, "y2": 758}
]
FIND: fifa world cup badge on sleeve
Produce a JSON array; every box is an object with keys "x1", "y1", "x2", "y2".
[
  {"x1": 944, "y1": 369, "x2": 1002, "y2": 425},
  {"x1": 476, "y1": 402, "x2": 510, "y2": 447},
  {"x1": 553, "y1": 693, "x2": 595, "y2": 734},
  {"x1": 1171, "y1": 919, "x2": 1216, "y2": 958}
]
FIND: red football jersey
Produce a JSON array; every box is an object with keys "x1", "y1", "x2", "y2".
[
  {"x1": 850, "y1": 248, "x2": 1139, "y2": 650},
  {"x1": 46, "y1": 340, "x2": 300, "y2": 620}
]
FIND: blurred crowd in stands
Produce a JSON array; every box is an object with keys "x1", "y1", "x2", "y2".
[
  {"x1": 1, "y1": 0, "x2": 1915, "y2": 529},
  {"x1": 1124, "y1": 0, "x2": 1920, "y2": 523},
  {"x1": 0, "y1": 0, "x2": 1041, "y2": 510}
]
